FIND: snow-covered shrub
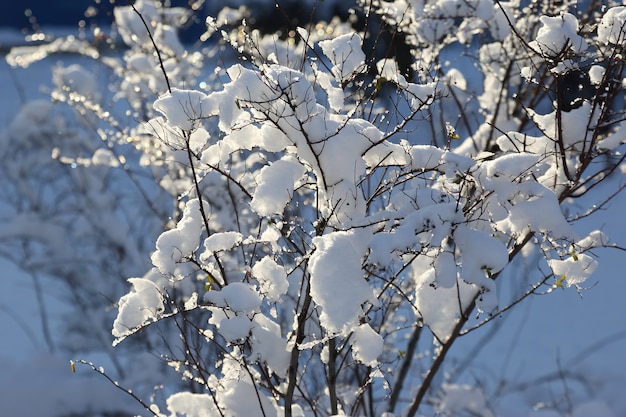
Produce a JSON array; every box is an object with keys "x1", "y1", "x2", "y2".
[{"x1": 4, "y1": 0, "x2": 626, "y2": 416}]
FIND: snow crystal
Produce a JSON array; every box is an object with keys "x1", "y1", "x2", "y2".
[
  {"x1": 350, "y1": 323, "x2": 383, "y2": 366},
  {"x1": 309, "y1": 229, "x2": 378, "y2": 336},
  {"x1": 112, "y1": 278, "x2": 164, "y2": 340}
]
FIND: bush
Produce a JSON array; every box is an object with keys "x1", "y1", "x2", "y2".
[{"x1": 4, "y1": 0, "x2": 626, "y2": 416}]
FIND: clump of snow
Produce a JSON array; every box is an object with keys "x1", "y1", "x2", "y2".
[
  {"x1": 494, "y1": 182, "x2": 576, "y2": 240},
  {"x1": 598, "y1": 6, "x2": 626, "y2": 45},
  {"x1": 208, "y1": 310, "x2": 253, "y2": 342},
  {"x1": 413, "y1": 267, "x2": 477, "y2": 343},
  {"x1": 548, "y1": 253, "x2": 598, "y2": 287},
  {"x1": 529, "y1": 13, "x2": 587, "y2": 58},
  {"x1": 250, "y1": 156, "x2": 306, "y2": 217},
  {"x1": 597, "y1": 120, "x2": 626, "y2": 150},
  {"x1": 529, "y1": 101, "x2": 599, "y2": 149},
  {"x1": 200, "y1": 231, "x2": 243, "y2": 260},
  {"x1": 589, "y1": 65, "x2": 606, "y2": 85},
  {"x1": 204, "y1": 282, "x2": 262, "y2": 312},
  {"x1": 151, "y1": 199, "x2": 207, "y2": 275},
  {"x1": 319, "y1": 33, "x2": 366, "y2": 81},
  {"x1": 252, "y1": 257, "x2": 289, "y2": 302},
  {"x1": 154, "y1": 88, "x2": 210, "y2": 131},
  {"x1": 575, "y1": 230, "x2": 609, "y2": 251},
  {"x1": 218, "y1": 377, "x2": 280, "y2": 417},
  {"x1": 250, "y1": 315, "x2": 290, "y2": 377},
  {"x1": 350, "y1": 323, "x2": 383, "y2": 366},
  {"x1": 113, "y1": 278, "x2": 164, "y2": 340},
  {"x1": 114, "y1": 0, "x2": 187, "y2": 54},
  {"x1": 166, "y1": 392, "x2": 219, "y2": 417},
  {"x1": 454, "y1": 225, "x2": 509, "y2": 311},
  {"x1": 309, "y1": 230, "x2": 378, "y2": 336}
]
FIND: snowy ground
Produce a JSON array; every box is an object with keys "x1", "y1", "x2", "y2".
[{"x1": 1, "y1": 24, "x2": 626, "y2": 417}]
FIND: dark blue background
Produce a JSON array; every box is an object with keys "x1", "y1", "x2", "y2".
[
  {"x1": 1, "y1": 1, "x2": 209, "y2": 43},
  {"x1": 1, "y1": 1, "x2": 114, "y2": 29}
]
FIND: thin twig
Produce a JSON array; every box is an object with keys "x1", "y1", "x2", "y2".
[{"x1": 128, "y1": 0, "x2": 172, "y2": 93}]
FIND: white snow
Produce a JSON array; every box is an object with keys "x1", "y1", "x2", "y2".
[
  {"x1": 151, "y1": 198, "x2": 207, "y2": 275},
  {"x1": 251, "y1": 257, "x2": 289, "y2": 302},
  {"x1": 589, "y1": 65, "x2": 606, "y2": 85},
  {"x1": 112, "y1": 277, "x2": 165, "y2": 340},
  {"x1": 548, "y1": 254, "x2": 598, "y2": 288},
  {"x1": 201, "y1": 231, "x2": 243, "y2": 257},
  {"x1": 250, "y1": 314, "x2": 290, "y2": 376},
  {"x1": 309, "y1": 229, "x2": 378, "y2": 336},
  {"x1": 350, "y1": 323, "x2": 384, "y2": 366},
  {"x1": 166, "y1": 392, "x2": 218, "y2": 417},
  {"x1": 154, "y1": 88, "x2": 210, "y2": 131},
  {"x1": 250, "y1": 155, "x2": 306, "y2": 217},
  {"x1": 319, "y1": 33, "x2": 366, "y2": 82},
  {"x1": 3, "y1": 2, "x2": 626, "y2": 417},
  {"x1": 204, "y1": 282, "x2": 262, "y2": 312},
  {"x1": 529, "y1": 13, "x2": 587, "y2": 58},
  {"x1": 598, "y1": 6, "x2": 626, "y2": 45}
]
